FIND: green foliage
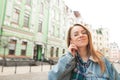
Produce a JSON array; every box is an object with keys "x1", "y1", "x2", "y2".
[
  {"x1": 0, "y1": 36, "x2": 8, "y2": 48},
  {"x1": 96, "y1": 28, "x2": 103, "y2": 35}
]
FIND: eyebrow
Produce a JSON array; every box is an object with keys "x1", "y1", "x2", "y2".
[{"x1": 73, "y1": 29, "x2": 86, "y2": 33}]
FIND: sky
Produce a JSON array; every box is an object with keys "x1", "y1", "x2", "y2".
[{"x1": 64, "y1": 0, "x2": 120, "y2": 46}]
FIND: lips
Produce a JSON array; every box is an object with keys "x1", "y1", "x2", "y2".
[{"x1": 78, "y1": 39, "x2": 86, "y2": 41}]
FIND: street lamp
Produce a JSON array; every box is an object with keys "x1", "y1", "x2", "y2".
[
  {"x1": 0, "y1": 27, "x2": 3, "y2": 47},
  {"x1": 3, "y1": 44, "x2": 7, "y2": 66}
]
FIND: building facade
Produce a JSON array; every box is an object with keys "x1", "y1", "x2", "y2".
[
  {"x1": 46, "y1": 0, "x2": 68, "y2": 60},
  {"x1": 92, "y1": 27, "x2": 109, "y2": 56},
  {"x1": 0, "y1": 0, "x2": 111, "y2": 63},
  {"x1": 0, "y1": 0, "x2": 50, "y2": 61},
  {"x1": 109, "y1": 42, "x2": 120, "y2": 62}
]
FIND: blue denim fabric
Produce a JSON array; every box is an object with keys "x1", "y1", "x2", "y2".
[
  {"x1": 71, "y1": 56, "x2": 91, "y2": 80},
  {"x1": 48, "y1": 52, "x2": 120, "y2": 80}
]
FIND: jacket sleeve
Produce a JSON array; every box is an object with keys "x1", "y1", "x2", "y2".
[
  {"x1": 48, "y1": 52, "x2": 74, "y2": 80},
  {"x1": 104, "y1": 58, "x2": 120, "y2": 80}
]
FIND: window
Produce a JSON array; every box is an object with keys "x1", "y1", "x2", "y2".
[
  {"x1": 21, "y1": 41, "x2": 27, "y2": 56},
  {"x1": 40, "y1": 2, "x2": 44, "y2": 14},
  {"x1": 17, "y1": 0, "x2": 22, "y2": 2},
  {"x1": 38, "y1": 20, "x2": 42, "y2": 32},
  {"x1": 51, "y1": 25, "x2": 55, "y2": 36},
  {"x1": 50, "y1": 47, "x2": 54, "y2": 57},
  {"x1": 57, "y1": 28, "x2": 60, "y2": 37},
  {"x1": 62, "y1": 31, "x2": 65, "y2": 40},
  {"x1": 51, "y1": 10, "x2": 55, "y2": 19},
  {"x1": 62, "y1": 49, "x2": 65, "y2": 54},
  {"x1": 65, "y1": 6, "x2": 68, "y2": 13},
  {"x1": 57, "y1": 0, "x2": 59, "y2": 6},
  {"x1": 26, "y1": 0, "x2": 31, "y2": 6},
  {"x1": 12, "y1": 8, "x2": 20, "y2": 24},
  {"x1": 56, "y1": 48, "x2": 59, "y2": 57},
  {"x1": 23, "y1": 14, "x2": 30, "y2": 27},
  {"x1": 9, "y1": 40, "x2": 17, "y2": 55}
]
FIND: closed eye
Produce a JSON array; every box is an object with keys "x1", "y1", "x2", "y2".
[{"x1": 81, "y1": 30, "x2": 87, "y2": 34}]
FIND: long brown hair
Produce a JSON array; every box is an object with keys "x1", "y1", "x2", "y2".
[{"x1": 67, "y1": 24, "x2": 105, "y2": 72}]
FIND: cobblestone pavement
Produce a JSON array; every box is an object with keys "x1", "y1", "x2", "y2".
[
  {"x1": 0, "y1": 64, "x2": 52, "y2": 75},
  {"x1": 0, "y1": 72, "x2": 48, "y2": 80},
  {"x1": 0, "y1": 64, "x2": 53, "y2": 80}
]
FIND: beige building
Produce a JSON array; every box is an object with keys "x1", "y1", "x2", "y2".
[
  {"x1": 91, "y1": 27, "x2": 109, "y2": 56},
  {"x1": 109, "y1": 42, "x2": 120, "y2": 62}
]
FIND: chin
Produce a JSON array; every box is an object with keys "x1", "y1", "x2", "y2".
[{"x1": 77, "y1": 44, "x2": 87, "y2": 47}]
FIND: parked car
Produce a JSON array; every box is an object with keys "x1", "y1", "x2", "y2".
[{"x1": 43, "y1": 58, "x2": 57, "y2": 65}]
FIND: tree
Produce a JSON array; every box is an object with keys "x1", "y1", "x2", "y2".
[
  {"x1": 0, "y1": 36, "x2": 9, "y2": 66},
  {"x1": 96, "y1": 28, "x2": 103, "y2": 35}
]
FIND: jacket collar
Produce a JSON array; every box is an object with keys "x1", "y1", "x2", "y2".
[{"x1": 89, "y1": 56, "x2": 98, "y2": 62}]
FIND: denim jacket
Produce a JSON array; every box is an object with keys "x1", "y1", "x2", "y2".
[{"x1": 48, "y1": 52, "x2": 120, "y2": 80}]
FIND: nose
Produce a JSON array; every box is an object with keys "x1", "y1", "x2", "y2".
[{"x1": 78, "y1": 33, "x2": 84, "y2": 37}]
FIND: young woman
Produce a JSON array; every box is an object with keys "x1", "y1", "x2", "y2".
[{"x1": 48, "y1": 24, "x2": 120, "y2": 80}]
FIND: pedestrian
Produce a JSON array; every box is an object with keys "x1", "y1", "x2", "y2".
[{"x1": 48, "y1": 24, "x2": 120, "y2": 80}]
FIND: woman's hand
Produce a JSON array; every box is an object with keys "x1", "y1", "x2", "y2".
[{"x1": 68, "y1": 42, "x2": 78, "y2": 57}]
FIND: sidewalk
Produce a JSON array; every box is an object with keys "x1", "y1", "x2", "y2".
[
  {"x1": 0, "y1": 65, "x2": 52, "y2": 80},
  {"x1": 0, "y1": 72, "x2": 48, "y2": 80},
  {"x1": 0, "y1": 64, "x2": 53, "y2": 75}
]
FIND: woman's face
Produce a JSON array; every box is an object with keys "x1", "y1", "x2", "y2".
[{"x1": 70, "y1": 26, "x2": 88, "y2": 48}]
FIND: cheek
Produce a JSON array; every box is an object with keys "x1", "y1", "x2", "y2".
[
  {"x1": 86, "y1": 37, "x2": 89, "y2": 42},
  {"x1": 85, "y1": 37, "x2": 89, "y2": 44},
  {"x1": 70, "y1": 37, "x2": 76, "y2": 42},
  {"x1": 86, "y1": 40, "x2": 89, "y2": 45},
  {"x1": 78, "y1": 38, "x2": 88, "y2": 45}
]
